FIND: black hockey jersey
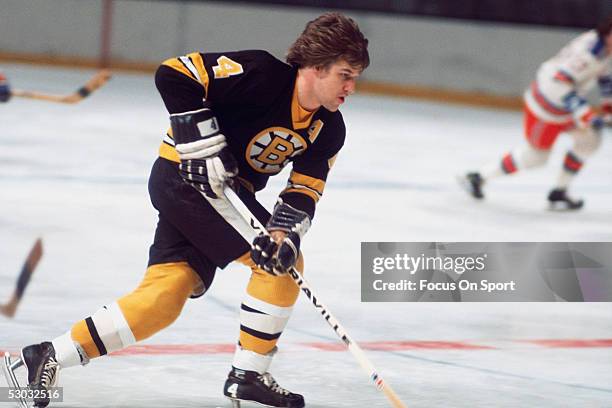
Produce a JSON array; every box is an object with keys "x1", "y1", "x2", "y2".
[{"x1": 155, "y1": 50, "x2": 346, "y2": 219}]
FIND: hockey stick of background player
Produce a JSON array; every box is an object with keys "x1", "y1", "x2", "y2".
[
  {"x1": 0, "y1": 238, "x2": 43, "y2": 318},
  {"x1": 11, "y1": 70, "x2": 111, "y2": 104},
  {"x1": 223, "y1": 186, "x2": 408, "y2": 408}
]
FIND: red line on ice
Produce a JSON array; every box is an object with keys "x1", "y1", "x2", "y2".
[
  {"x1": 303, "y1": 340, "x2": 494, "y2": 351},
  {"x1": 522, "y1": 339, "x2": 612, "y2": 348},
  {"x1": 109, "y1": 344, "x2": 236, "y2": 356},
  {"x1": 2, "y1": 338, "x2": 611, "y2": 357}
]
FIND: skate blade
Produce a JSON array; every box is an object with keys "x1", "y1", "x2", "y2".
[
  {"x1": 2, "y1": 352, "x2": 28, "y2": 408},
  {"x1": 226, "y1": 396, "x2": 241, "y2": 408},
  {"x1": 226, "y1": 396, "x2": 290, "y2": 408},
  {"x1": 547, "y1": 202, "x2": 583, "y2": 211}
]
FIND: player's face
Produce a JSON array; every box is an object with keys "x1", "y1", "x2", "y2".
[{"x1": 314, "y1": 60, "x2": 361, "y2": 112}]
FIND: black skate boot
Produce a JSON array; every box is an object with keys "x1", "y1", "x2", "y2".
[
  {"x1": 223, "y1": 366, "x2": 305, "y2": 408},
  {"x1": 21, "y1": 342, "x2": 60, "y2": 407},
  {"x1": 548, "y1": 188, "x2": 584, "y2": 210},
  {"x1": 460, "y1": 172, "x2": 485, "y2": 199}
]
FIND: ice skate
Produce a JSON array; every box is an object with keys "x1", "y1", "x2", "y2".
[
  {"x1": 548, "y1": 188, "x2": 584, "y2": 210},
  {"x1": 223, "y1": 366, "x2": 305, "y2": 408},
  {"x1": 459, "y1": 172, "x2": 485, "y2": 199},
  {"x1": 2, "y1": 342, "x2": 60, "y2": 408}
]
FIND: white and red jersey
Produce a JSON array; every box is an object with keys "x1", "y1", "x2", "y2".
[{"x1": 524, "y1": 30, "x2": 612, "y2": 124}]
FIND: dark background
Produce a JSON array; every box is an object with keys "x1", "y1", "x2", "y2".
[{"x1": 140, "y1": 0, "x2": 612, "y2": 29}]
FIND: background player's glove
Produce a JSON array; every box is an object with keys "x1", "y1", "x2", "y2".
[
  {"x1": 565, "y1": 93, "x2": 604, "y2": 131},
  {"x1": 601, "y1": 101, "x2": 612, "y2": 127},
  {"x1": 598, "y1": 76, "x2": 612, "y2": 126},
  {"x1": 171, "y1": 108, "x2": 238, "y2": 198},
  {"x1": 251, "y1": 200, "x2": 311, "y2": 275},
  {"x1": 0, "y1": 72, "x2": 11, "y2": 103},
  {"x1": 572, "y1": 105, "x2": 604, "y2": 131}
]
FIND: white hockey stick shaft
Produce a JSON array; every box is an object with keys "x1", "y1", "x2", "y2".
[{"x1": 223, "y1": 186, "x2": 407, "y2": 408}]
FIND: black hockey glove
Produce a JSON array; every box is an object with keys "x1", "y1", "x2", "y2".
[
  {"x1": 171, "y1": 108, "x2": 238, "y2": 199},
  {"x1": 251, "y1": 200, "x2": 311, "y2": 275},
  {"x1": 0, "y1": 72, "x2": 11, "y2": 103}
]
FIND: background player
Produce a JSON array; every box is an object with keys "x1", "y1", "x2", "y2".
[
  {"x1": 462, "y1": 15, "x2": 612, "y2": 210},
  {"x1": 0, "y1": 71, "x2": 11, "y2": 103},
  {"x1": 6, "y1": 12, "x2": 369, "y2": 408}
]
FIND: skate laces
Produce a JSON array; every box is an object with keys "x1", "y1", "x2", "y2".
[
  {"x1": 40, "y1": 357, "x2": 59, "y2": 389},
  {"x1": 259, "y1": 373, "x2": 290, "y2": 396}
]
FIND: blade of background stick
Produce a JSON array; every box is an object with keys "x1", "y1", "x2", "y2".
[
  {"x1": 0, "y1": 238, "x2": 43, "y2": 318},
  {"x1": 84, "y1": 69, "x2": 112, "y2": 92}
]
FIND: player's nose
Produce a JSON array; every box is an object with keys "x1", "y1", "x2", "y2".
[{"x1": 345, "y1": 80, "x2": 356, "y2": 95}]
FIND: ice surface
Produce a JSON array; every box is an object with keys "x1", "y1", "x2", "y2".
[{"x1": 0, "y1": 64, "x2": 611, "y2": 407}]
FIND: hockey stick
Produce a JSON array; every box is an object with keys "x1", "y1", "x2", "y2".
[
  {"x1": 0, "y1": 238, "x2": 43, "y2": 318},
  {"x1": 222, "y1": 187, "x2": 408, "y2": 408},
  {"x1": 11, "y1": 70, "x2": 111, "y2": 104}
]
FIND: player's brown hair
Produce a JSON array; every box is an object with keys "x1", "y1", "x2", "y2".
[
  {"x1": 596, "y1": 14, "x2": 612, "y2": 38},
  {"x1": 287, "y1": 12, "x2": 369, "y2": 71}
]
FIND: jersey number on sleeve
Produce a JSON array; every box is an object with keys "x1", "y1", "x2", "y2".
[{"x1": 213, "y1": 56, "x2": 244, "y2": 79}]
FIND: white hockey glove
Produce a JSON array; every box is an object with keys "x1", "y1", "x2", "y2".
[
  {"x1": 171, "y1": 108, "x2": 238, "y2": 199},
  {"x1": 251, "y1": 200, "x2": 311, "y2": 276},
  {"x1": 0, "y1": 72, "x2": 11, "y2": 103}
]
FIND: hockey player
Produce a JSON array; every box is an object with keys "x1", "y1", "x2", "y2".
[
  {"x1": 0, "y1": 71, "x2": 11, "y2": 102},
  {"x1": 7, "y1": 12, "x2": 369, "y2": 408},
  {"x1": 462, "y1": 15, "x2": 612, "y2": 210}
]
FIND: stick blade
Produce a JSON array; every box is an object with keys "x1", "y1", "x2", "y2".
[
  {"x1": 0, "y1": 238, "x2": 43, "y2": 319},
  {"x1": 85, "y1": 69, "x2": 112, "y2": 92},
  {"x1": 27, "y1": 238, "x2": 43, "y2": 270}
]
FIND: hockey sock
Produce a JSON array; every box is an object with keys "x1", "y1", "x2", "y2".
[
  {"x1": 500, "y1": 152, "x2": 518, "y2": 174},
  {"x1": 556, "y1": 151, "x2": 584, "y2": 189},
  {"x1": 70, "y1": 262, "x2": 199, "y2": 358},
  {"x1": 483, "y1": 145, "x2": 550, "y2": 181},
  {"x1": 51, "y1": 331, "x2": 90, "y2": 368},
  {"x1": 232, "y1": 346, "x2": 276, "y2": 374},
  {"x1": 235, "y1": 252, "x2": 303, "y2": 355}
]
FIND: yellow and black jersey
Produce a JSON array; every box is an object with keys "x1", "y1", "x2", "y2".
[{"x1": 154, "y1": 49, "x2": 345, "y2": 219}]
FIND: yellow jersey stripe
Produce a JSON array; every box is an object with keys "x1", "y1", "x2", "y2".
[
  {"x1": 186, "y1": 52, "x2": 209, "y2": 96},
  {"x1": 162, "y1": 57, "x2": 198, "y2": 82},
  {"x1": 282, "y1": 187, "x2": 320, "y2": 203},
  {"x1": 161, "y1": 53, "x2": 210, "y2": 98},
  {"x1": 288, "y1": 171, "x2": 325, "y2": 195},
  {"x1": 159, "y1": 142, "x2": 180, "y2": 163}
]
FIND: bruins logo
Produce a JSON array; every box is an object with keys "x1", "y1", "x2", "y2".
[{"x1": 246, "y1": 127, "x2": 307, "y2": 173}]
